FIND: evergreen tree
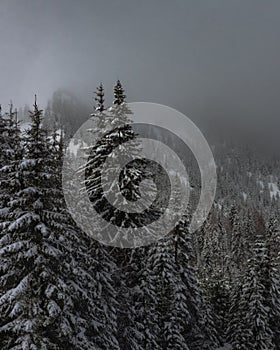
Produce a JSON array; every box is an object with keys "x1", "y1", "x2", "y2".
[
  {"x1": 0, "y1": 98, "x2": 120, "y2": 349},
  {"x1": 147, "y1": 236, "x2": 190, "y2": 350},
  {"x1": 0, "y1": 99, "x2": 70, "y2": 349},
  {"x1": 113, "y1": 80, "x2": 126, "y2": 105},
  {"x1": 94, "y1": 83, "x2": 105, "y2": 112},
  {"x1": 52, "y1": 122, "x2": 120, "y2": 350},
  {"x1": 84, "y1": 81, "x2": 153, "y2": 246},
  {"x1": 177, "y1": 216, "x2": 220, "y2": 350},
  {"x1": 266, "y1": 218, "x2": 280, "y2": 349},
  {"x1": 137, "y1": 214, "x2": 212, "y2": 350},
  {"x1": 228, "y1": 204, "x2": 243, "y2": 280},
  {"x1": 227, "y1": 234, "x2": 277, "y2": 350}
]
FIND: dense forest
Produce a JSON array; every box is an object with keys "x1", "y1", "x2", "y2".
[{"x1": 0, "y1": 81, "x2": 279, "y2": 350}]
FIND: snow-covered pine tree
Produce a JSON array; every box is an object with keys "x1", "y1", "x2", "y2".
[
  {"x1": 0, "y1": 99, "x2": 71, "y2": 349},
  {"x1": 113, "y1": 80, "x2": 126, "y2": 106},
  {"x1": 0, "y1": 103, "x2": 17, "y2": 210},
  {"x1": 112, "y1": 246, "x2": 149, "y2": 350},
  {"x1": 91, "y1": 82, "x2": 144, "y2": 347},
  {"x1": 85, "y1": 80, "x2": 161, "y2": 249},
  {"x1": 0, "y1": 98, "x2": 120, "y2": 349},
  {"x1": 82, "y1": 82, "x2": 161, "y2": 348},
  {"x1": 131, "y1": 246, "x2": 160, "y2": 350},
  {"x1": 243, "y1": 209, "x2": 257, "y2": 261},
  {"x1": 49, "y1": 122, "x2": 120, "y2": 350},
  {"x1": 0, "y1": 103, "x2": 23, "y2": 228},
  {"x1": 226, "y1": 275, "x2": 249, "y2": 350},
  {"x1": 266, "y1": 216, "x2": 280, "y2": 261},
  {"x1": 64, "y1": 86, "x2": 122, "y2": 349},
  {"x1": 176, "y1": 214, "x2": 220, "y2": 350},
  {"x1": 0, "y1": 103, "x2": 23, "y2": 240},
  {"x1": 88, "y1": 83, "x2": 111, "y2": 138},
  {"x1": 228, "y1": 204, "x2": 243, "y2": 280},
  {"x1": 198, "y1": 217, "x2": 228, "y2": 345},
  {"x1": 194, "y1": 217, "x2": 209, "y2": 272},
  {"x1": 94, "y1": 83, "x2": 105, "y2": 113},
  {"x1": 146, "y1": 235, "x2": 191, "y2": 350},
  {"x1": 266, "y1": 218, "x2": 280, "y2": 349},
  {"x1": 0, "y1": 104, "x2": 9, "y2": 162},
  {"x1": 227, "y1": 232, "x2": 276, "y2": 350},
  {"x1": 136, "y1": 213, "x2": 209, "y2": 350}
]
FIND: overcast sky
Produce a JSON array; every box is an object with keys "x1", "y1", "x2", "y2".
[{"x1": 1, "y1": 0, "x2": 280, "y2": 139}]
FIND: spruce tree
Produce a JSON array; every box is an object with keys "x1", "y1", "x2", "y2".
[
  {"x1": 84, "y1": 81, "x2": 152, "y2": 246},
  {"x1": 94, "y1": 83, "x2": 105, "y2": 112},
  {"x1": 137, "y1": 215, "x2": 210, "y2": 350},
  {"x1": 227, "y1": 234, "x2": 277, "y2": 350},
  {"x1": 0, "y1": 99, "x2": 69, "y2": 349},
  {"x1": 113, "y1": 80, "x2": 126, "y2": 106},
  {"x1": 81, "y1": 81, "x2": 159, "y2": 348},
  {"x1": 0, "y1": 98, "x2": 120, "y2": 349},
  {"x1": 52, "y1": 123, "x2": 120, "y2": 350},
  {"x1": 147, "y1": 236, "x2": 191, "y2": 350}
]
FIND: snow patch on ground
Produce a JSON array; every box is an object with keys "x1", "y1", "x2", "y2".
[
  {"x1": 68, "y1": 140, "x2": 82, "y2": 156},
  {"x1": 255, "y1": 178, "x2": 280, "y2": 200},
  {"x1": 216, "y1": 345, "x2": 232, "y2": 350},
  {"x1": 268, "y1": 182, "x2": 280, "y2": 199},
  {"x1": 258, "y1": 180, "x2": 264, "y2": 189}
]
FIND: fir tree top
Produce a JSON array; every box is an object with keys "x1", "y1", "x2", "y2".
[
  {"x1": 113, "y1": 80, "x2": 126, "y2": 105},
  {"x1": 94, "y1": 83, "x2": 105, "y2": 112},
  {"x1": 30, "y1": 95, "x2": 43, "y2": 131}
]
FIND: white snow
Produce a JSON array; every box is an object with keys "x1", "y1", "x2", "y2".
[
  {"x1": 258, "y1": 180, "x2": 264, "y2": 189},
  {"x1": 68, "y1": 139, "x2": 88, "y2": 156},
  {"x1": 216, "y1": 345, "x2": 232, "y2": 350},
  {"x1": 268, "y1": 182, "x2": 280, "y2": 199},
  {"x1": 20, "y1": 122, "x2": 30, "y2": 131}
]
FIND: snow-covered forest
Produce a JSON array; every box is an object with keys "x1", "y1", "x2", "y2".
[{"x1": 0, "y1": 81, "x2": 279, "y2": 350}]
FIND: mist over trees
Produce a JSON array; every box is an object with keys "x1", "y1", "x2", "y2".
[{"x1": 0, "y1": 82, "x2": 279, "y2": 349}]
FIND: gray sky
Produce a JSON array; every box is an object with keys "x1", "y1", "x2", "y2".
[{"x1": 1, "y1": 0, "x2": 280, "y2": 139}]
